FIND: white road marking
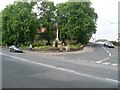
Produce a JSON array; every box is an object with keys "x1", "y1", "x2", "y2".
[
  {"x1": 1, "y1": 53, "x2": 119, "y2": 83},
  {"x1": 95, "y1": 61, "x2": 102, "y2": 64},
  {"x1": 95, "y1": 58, "x2": 109, "y2": 63},
  {"x1": 102, "y1": 47, "x2": 112, "y2": 57},
  {"x1": 77, "y1": 59, "x2": 87, "y2": 61},
  {"x1": 102, "y1": 62, "x2": 111, "y2": 65},
  {"x1": 105, "y1": 78, "x2": 119, "y2": 83},
  {"x1": 95, "y1": 47, "x2": 112, "y2": 63},
  {"x1": 76, "y1": 47, "x2": 113, "y2": 65},
  {"x1": 112, "y1": 64, "x2": 118, "y2": 66},
  {"x1": 90, "y1": 61, "x2": 94, "y2": 62}
]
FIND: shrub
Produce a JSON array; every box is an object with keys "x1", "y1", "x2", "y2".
[
  {"x1": 32, "y1": 43, "x2": 44, "y2": 48},
  {"x1": 70, "y1": 44, "x2": 80, "y2": 49}
]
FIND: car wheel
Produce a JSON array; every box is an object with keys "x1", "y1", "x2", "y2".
[{"x1": 13, "y1": 49, "x2": 15, "y2": 52}]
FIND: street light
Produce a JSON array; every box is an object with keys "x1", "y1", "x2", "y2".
[{"x1": 111, "y1": 21, "x2": 120, "y2": 42}]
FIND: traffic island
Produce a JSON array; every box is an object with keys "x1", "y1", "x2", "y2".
[{"x1": 22, "y1": 45, "x2": 85, "y2": 52}]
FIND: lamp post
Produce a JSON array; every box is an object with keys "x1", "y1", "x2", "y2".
[
  {"x1": 119, "y1": 33, "x2": 120, "y2": 42},
  {"x1": 111, "y1": 21, "x2": 120, "y2": 42}
]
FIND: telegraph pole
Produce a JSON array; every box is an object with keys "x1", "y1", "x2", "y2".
[{"x1": 118, "y1": 1, "x2": 120, "y2": 43}]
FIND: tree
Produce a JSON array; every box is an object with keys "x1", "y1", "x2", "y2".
[
  {"x1": 36, "y1": 1, "x2": 56, "y2": 45},
  {"x1": 56, "y1": 1, "x2": 98, "y2": 44},
  {"x1": 2, "y1": 2, "x2": 38, "y2": 46}
]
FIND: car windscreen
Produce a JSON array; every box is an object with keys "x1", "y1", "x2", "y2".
[
  {"x1": 14, "y1": 46, "x2": 20, "y2": 48},
  {"x1": 109, "y1": 43, "x2": 113, "y2": 46}
]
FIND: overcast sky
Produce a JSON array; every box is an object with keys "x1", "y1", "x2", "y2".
[{"x1": 0, "y1": 0, "x2": 119, "y2": 41}]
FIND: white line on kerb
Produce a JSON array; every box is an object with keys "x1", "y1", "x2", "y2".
[{"x1": 1, "y1": 53, "x2": 119, "y2": 83}]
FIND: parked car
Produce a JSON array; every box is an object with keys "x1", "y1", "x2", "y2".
[
  {"x1": 9, "y1": 45, "x2": 23, "y2": 53},
  {"x1": 104, "y1": 41, "x2": 114, "y2": 48}
]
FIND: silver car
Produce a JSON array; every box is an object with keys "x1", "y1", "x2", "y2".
[
  {"x1": 9, "y1": 45, "x2": 23, "y2": 53},
  {"x1": 104, "y1": 41, "x2": 114, "y2": 48}
]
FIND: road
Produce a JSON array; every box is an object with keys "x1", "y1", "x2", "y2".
[
  {"x1": 1, "y1": 44, "x2": 119, "y2": 88},
  {"x1": 53, "y1": 44, "x2": 118, "y2": 66}
]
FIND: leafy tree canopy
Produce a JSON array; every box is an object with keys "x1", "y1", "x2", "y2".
[
  {"x1": 2, "y1": 2, "x2": 38, "y2": 46},
  {"x1": 36, "y1": 1, "x2": 56, "y2": 45},
  {"x1": 56, "y1": 1, "x2": 98, "y2": 44},
  {"x1": 1, "y1": 0, "x2": 98, "y2": 46}
]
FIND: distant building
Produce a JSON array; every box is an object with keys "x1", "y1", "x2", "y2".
[
  {"x1": 89, "y1": 37, "x2": 95, "y2": 43},
  {"x1": 34, "y1": 26, "x2": 47, "y2": 42},
  {"x1": 95, "y1": 39, "x2": 108, "y2": 44}
]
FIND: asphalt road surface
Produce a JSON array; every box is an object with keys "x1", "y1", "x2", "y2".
[
  {"x1": 53, "y1": 44, "x2": 118, "y2": 66},
  {"x1": 1, "y1": 44, "x2": 119, "y2": 88}
]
